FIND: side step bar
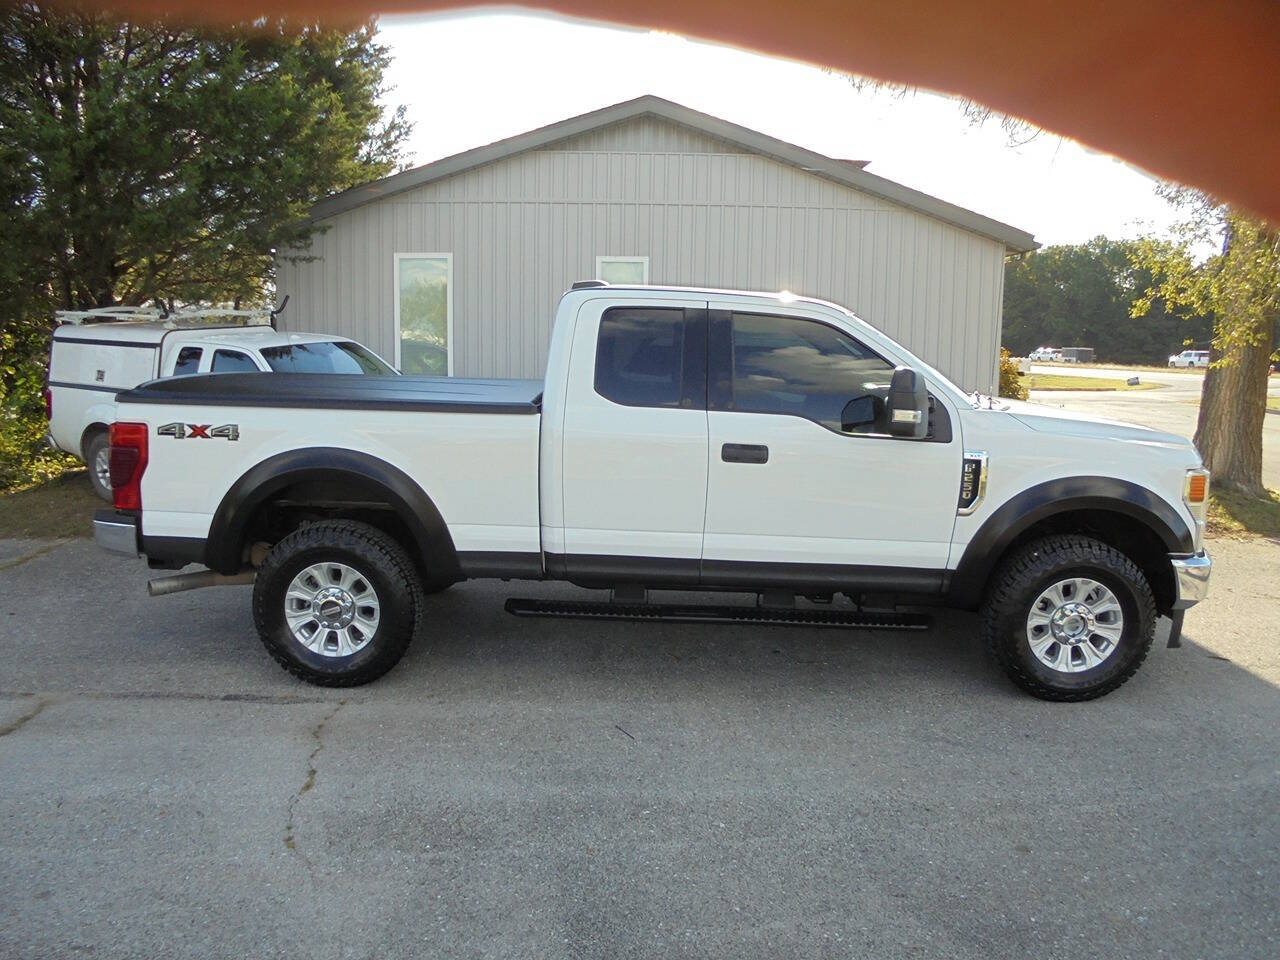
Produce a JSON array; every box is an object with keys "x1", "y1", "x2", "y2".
[{"x1": 504, "y1": 598, "x2": 930, "y2": 630}]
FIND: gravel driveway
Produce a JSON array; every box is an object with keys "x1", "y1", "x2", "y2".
[{"x1": 1, "y1": 535, "x2": 1277, "y2": 959}]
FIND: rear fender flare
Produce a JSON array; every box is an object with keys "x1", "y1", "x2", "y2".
[
  {"x1": 78, "y1": 402, "x2": 120, "y2": 457},
  {"x1": 205, "y1": 447, "x2": 459, "y2": 579}
]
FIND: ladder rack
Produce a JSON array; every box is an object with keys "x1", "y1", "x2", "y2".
[
  {"x1": 54, "y1": 298, "x2": 288, "y2": 328},
  {"x1": 54, "y1": 307, "x2": 270, "y2": 327}
]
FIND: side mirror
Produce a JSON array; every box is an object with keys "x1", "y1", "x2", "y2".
[
  {"x1": 840, "y1": 395, "x2": 878, "y2": 432},
  {"x1": 886, "y1": 366, "x2": 928, "y2": 439}
]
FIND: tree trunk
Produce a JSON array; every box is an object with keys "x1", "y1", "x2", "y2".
[{"x1": 1193, "y1": 325, "x2": 1271, "y2": 497}]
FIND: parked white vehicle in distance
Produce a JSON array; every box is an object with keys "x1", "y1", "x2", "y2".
[
  {"x1": 1168, "y1": 350, "x2": 1210, "y2": 368},
  {"x1": 47, "y1": 310, "x2": 396, "y2": 500},
  {"x1": 1029, "y1": 346, "x2": 1064, "y2": 362}
]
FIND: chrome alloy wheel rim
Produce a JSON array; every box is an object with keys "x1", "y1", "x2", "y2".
[
  {"x1": 284, "y1": 562, "x2": 380, "y2": 658},
  {"x1": 94, "y1": 446, "x2": 111, "y2": 492},
  {"x1": 1025, "y1": 577, "x2": 1124, "y2": 673}
]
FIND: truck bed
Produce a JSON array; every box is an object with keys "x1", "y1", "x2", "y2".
[{"x1": 115, "y1": 373, "x2": 544, "y2": 414}]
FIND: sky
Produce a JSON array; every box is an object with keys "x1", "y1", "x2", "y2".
[{"x1": 376, "y1": 11, "x2": 1185, "y2": 249}]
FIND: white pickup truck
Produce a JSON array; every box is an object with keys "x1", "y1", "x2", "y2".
[
  {"x1": 47, "y1": 313, "x2": 396, "y2": 499},
  {"x1": 93, "y1": 284, "x2": 1212, "y2": 701}
]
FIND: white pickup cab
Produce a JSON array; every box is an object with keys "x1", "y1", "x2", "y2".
[
  {"x1": 47, "y1": 320, "x2": 395, "y2": 499},
  {"x1": 93, "y1": 285, "x2": 1212, "y2": 701}
]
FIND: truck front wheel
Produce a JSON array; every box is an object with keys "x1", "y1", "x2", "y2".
[
  {"x1": 252, "y1": 520, "x2": 420, "y2": 686},
  {"x1": 981, "y1": 535, "x2": 1156, "y2": 701}
]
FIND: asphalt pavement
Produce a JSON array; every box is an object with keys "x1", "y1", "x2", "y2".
[
  {"x1": 1, "y1": 536, "x2": 1277, "y2": 959},
  {"x1": 1027, "y1": 364, "x2": 1280, "y2": 489}
]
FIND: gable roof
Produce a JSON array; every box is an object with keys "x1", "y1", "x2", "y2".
[{"x1": 310, "y1": 95, "x2": 1037, "y2": 253}]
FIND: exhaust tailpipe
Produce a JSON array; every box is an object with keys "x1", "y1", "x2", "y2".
[{"x1": 147, "y1": 570, "x2": 256, "y2": 597}]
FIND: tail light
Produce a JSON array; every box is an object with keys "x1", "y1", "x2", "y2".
[
  {"x1": 108, "y1": 422, "x2": 148, "y2": 511},
  {"x1": 43, "y1": 386, "x2": 53, "y2": 420}
]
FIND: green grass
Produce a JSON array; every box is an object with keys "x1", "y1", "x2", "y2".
[
  {"x1": 1207, "y1": 487, "x2": 1280, "y2": 540},
  {"x1": 0, "y1": 469, "x2": 98, "y2": 539},
  {"x1": 1033, "y1": 360, "x2": 1207, "y2": 375},
  {"x1": 1025, "y1": 373, "x2": 1163, "y2": 392},
  {"x1": 1268, "y1": 396, "x2": 1279, "y2": 412}
]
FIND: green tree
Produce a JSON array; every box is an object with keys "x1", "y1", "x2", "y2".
[
  {"x1": 0, "y1": 4, "x2": 408, "y2": 486},
  {"x1": 1132, "y1": 190, "x2": 1280, "y2": 496},
  {"x1": 1002, "y1": 237, "x2": 1211, "y2": 363}
]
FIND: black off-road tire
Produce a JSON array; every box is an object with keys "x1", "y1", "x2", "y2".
[
  {"x1": 981, "y1": 535, "x2": 1156, "y2": 701},
  {"x1": 84, "y1": 431, "x2": 113, "y2": 501},
  {"x1": 252, "y1": 520, "x2": 421, "y2": 686}
]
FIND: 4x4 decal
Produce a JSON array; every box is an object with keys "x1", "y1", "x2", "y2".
[{"x1": 157, "y1": 422, "x2": 239, "y2": 441}]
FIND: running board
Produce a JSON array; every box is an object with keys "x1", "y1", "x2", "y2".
[{"x1": 503, "y1": 598, "x2": 930, "y2": 630}]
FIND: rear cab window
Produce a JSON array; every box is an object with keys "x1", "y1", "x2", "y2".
[
  {"x1": 172, "y1": 346, "x2": 203, "y2": 375},
  {"x1": 210, "y1": 349, "x2": 260, "y2": 373},
  {"x1": 594, "y1": 307, "x2": 705, "y2": 409}
]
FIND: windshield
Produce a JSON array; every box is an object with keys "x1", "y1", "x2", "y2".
[{"x1": 259, "y1": 341, "x2": 396, "y2": 375}]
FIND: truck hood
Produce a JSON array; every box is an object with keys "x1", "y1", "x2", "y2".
[{"x1": 998, "y1": 399, "x2": 1195, "y2": 450}]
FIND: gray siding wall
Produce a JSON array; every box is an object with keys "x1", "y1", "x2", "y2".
[{"x1": 276, "y1": 117, "x2": 1006, "y2": 392}]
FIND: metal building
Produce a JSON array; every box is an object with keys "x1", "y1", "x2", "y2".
[{"x1": 275, "y1": 96, "x2": 1036, "y2": 392}]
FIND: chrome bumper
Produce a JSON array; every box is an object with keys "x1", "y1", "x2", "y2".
[
  {"x1": 94, "y1": 510, "x2": 139, "y2": 557},
  {"x1": 1171, "y1": 551, "x2": 1211, "y2": 609}
]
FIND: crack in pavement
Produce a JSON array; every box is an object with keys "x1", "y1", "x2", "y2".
[
  {"x1": 0, "y1": 689, "x2": 332, "y2": 705},
  {"x1": 0, "y1": 696, "x2": 50, "y2": 737},
  {"x1": 0, "y1": 541, "x2": 70, "y2": 573},
  {"x1": 284, "y1": 699, "x2": 347, "y2": 853}
]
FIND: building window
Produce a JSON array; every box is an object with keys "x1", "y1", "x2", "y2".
[
  {"x1": 595, "y1": 256, "x2": 649, "y2": 285},
  {"x1": 394, "y1": 253, "x2": 453, "y2": 375}
]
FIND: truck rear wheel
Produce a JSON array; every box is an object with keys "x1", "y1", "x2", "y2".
[
  {"x1": 252, "y1": 520, "x2": 420, "y2": 686},
  {"x1": 980, "y1": 535, "x2": 1156, "y2": 701},
  {"x1": 84, "y1": 431, "x2": 112, "y2": 501}
]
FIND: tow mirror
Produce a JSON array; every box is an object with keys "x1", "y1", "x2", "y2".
[
  {"x1": 840, "y1": 395, "x2": 877, "y2": 432},
  {"x1": 886, "y1": 366, "x2": 929, "y2": 439}
]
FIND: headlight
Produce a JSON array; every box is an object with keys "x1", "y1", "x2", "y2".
[{"x1": 1183, "y1": 468, "x2": 1210, "y2": 551}]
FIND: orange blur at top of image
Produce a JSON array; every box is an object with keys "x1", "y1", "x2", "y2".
[{"x1": 52, "y1": 0, "x2": 1280, "y2": 225}]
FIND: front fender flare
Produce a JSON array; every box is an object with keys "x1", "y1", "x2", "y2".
[{"x1": 947, "y1": 476, "x2": 1193, "y2": 608}]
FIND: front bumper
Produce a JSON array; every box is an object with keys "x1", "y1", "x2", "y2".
[
  {"x1": 94, "y1": 510, "x2": 139, "y2": 557},
  {"x1": 1171, "y1": 550, "x2": 1211, "y2": 609}
]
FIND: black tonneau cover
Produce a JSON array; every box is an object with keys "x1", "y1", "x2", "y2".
[{"x1": 114, "y1": 373, "x2": 543, "y2": 414}]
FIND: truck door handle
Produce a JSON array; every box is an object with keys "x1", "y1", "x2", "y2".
[{"x1": 721, "y1": 443, "x2": 769, "y2": 464}]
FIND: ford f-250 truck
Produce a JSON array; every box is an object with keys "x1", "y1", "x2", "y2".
[{"x1": 93, "y1": 283, "x2": 1212, "y2": 700}]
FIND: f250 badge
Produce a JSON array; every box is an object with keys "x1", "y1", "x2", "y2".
[{"x1": 157, "y1": 422, "x2": 239, "y2": 441}]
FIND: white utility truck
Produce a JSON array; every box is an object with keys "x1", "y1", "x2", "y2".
[
  {"x1": 93, "y1": 284, "x2": 1212, "y2": 700},
  {"x1": 1028, "y1": 346, "x2": 1064, "y2": 362},
  {"x1": 47, "y1": 307, "x2": 396, "y2": 499},
  {"x1": 1168, "y1": 350, "x2": 1211, "y2": 368}
]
